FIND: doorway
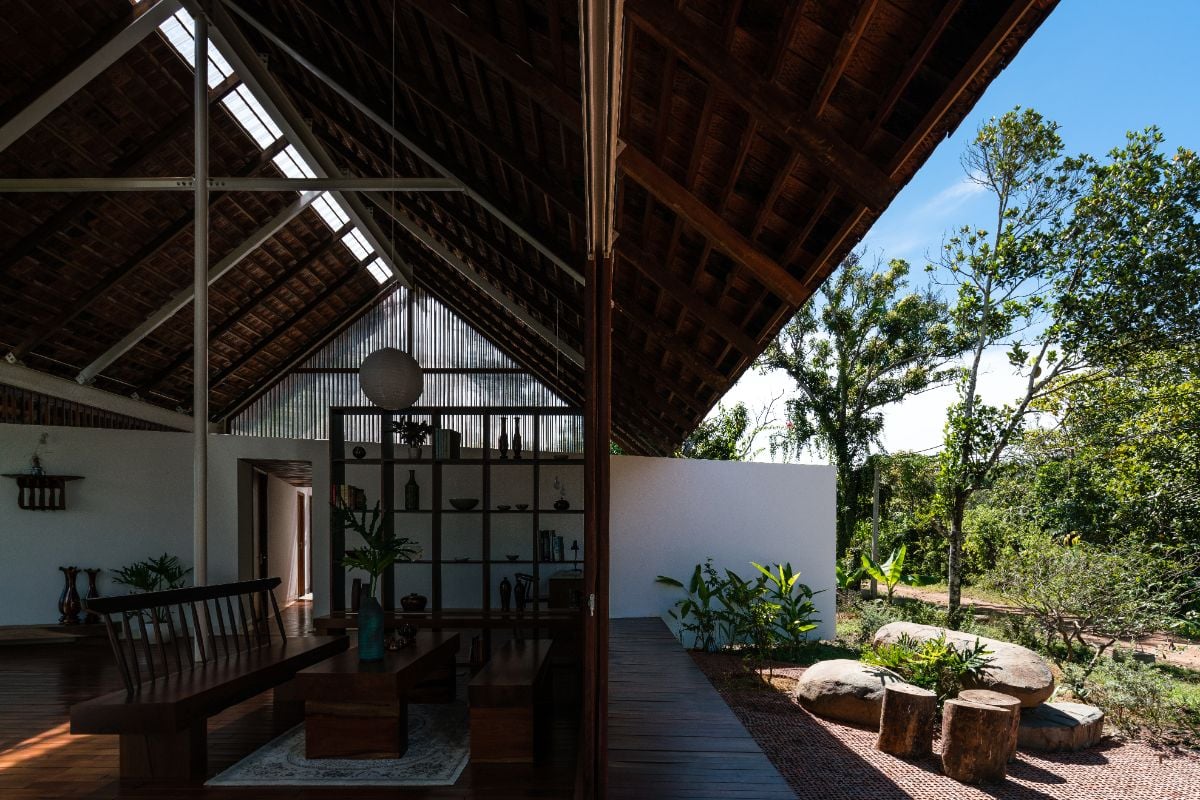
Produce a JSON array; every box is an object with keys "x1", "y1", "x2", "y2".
[{"x1": 238, "y1": 459, "x2": 313, "y2": 604}]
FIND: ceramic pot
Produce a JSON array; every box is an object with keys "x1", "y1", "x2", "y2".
[
  {"x1": 83, "y1": 569, "x2": 101, "y2": 625},
  {"x1": 358, "y1": 588, "x2": 385, "y2": 662},
  {"x1": 400, "y1": 592, "x2": 427, "y2": 612},
  {"x1": 59, "y1": 567, "x2": 82, "y2": 625}
]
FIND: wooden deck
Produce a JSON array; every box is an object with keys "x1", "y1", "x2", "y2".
[{"x1": 608, "y1": 618, "x2": 795, "y2": 799}]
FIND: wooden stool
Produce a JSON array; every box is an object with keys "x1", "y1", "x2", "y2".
[
  {"x1": 876, "y1": 683, "x2": 937, "y2": 758},
  {"x1": 940, "y1": 698, "x2": 1011, "y2": 784},
  {"x1": 958, "y1": 689, "x2": 1021, "y2": 762}
]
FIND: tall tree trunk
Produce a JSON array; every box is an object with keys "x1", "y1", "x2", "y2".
[
  {"x1": 947, "y1": 491, "x2": 967, "y2": 626},
  {"x1": 835, "y1": 458, "x2": 856, "y2": 555}
]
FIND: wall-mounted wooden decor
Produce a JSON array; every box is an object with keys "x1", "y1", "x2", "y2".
[{"x1": 3, "y1": 475, "x2": 83, "y2": 510}]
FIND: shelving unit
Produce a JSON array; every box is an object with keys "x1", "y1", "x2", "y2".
[{"x1": 329, "y1": 406, "x2": 585, "y2": 629}]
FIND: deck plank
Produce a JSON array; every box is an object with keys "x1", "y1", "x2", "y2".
[{"x1": 607, "y1": 617, "x2": 796, "y2": 799}]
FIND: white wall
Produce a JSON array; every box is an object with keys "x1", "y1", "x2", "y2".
[
  {"x1": 265, "y1": 473, "x2": 300, "y2": 603},
  {"x1": 610, "y1": 455, "x2": 836, "y2": 641},
  {"x1": 0, "y1": 424, "x2": 325, "y2": 625}
]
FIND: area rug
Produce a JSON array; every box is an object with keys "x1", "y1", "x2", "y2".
[{"x1": 206, "y1": 700, "x2": 469, "y2": 787}]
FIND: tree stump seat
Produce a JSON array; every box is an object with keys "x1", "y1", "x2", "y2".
[
  {"x1": 876, "y1": 683, "x2": 937, "y2": 758},
  {"x1": 940, "y1": 697, "x2": 1012, "y2": 784}
]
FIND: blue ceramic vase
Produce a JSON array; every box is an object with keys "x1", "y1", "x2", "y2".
[{"x1": 358, "y1": 587, "x2": 385, "y2": 662}]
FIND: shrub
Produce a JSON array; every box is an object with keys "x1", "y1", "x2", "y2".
[
  {"x1": 1068, "y1": 657, "x2": 1170, "y2": 736},
  {"x1": 862, "y1": 632, "x2": 994, "y2": 703},
  {"x1": 656, "y1": 559, "x2": 723, "y2": 651}
]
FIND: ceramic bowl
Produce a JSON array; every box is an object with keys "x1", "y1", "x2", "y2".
[
  {"x1": 515, "y1": 503, "x2": 529, "y2": 511},
  {"x1": 505, "y1": 554, "x2": 520, "y2": 562},
  {"x1": 448, "y1": 497, "x2": 478, "y2": 511},
  {"x1": 496, "y1": 504, "x2": 512, "y2": 511}
]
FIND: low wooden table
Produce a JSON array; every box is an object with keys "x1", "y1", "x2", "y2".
[{"x1": 283, "y1": 631, "x2": 459, "y2": 759}]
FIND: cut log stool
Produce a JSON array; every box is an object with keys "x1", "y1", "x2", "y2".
[
  {"x1": 940, "y1": 698, "x2": 1011, "y2": 784},
  {"x1": 876, "y1": 683, "x2": 936, "y2": 758},
  {"x1": 958, "y1": 689, "x2": 1021, "y2": 761}
]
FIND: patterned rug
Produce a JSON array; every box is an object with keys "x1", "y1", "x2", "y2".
[{"x1": 206, "y1": 700, "x2": 470, "y2": 787}]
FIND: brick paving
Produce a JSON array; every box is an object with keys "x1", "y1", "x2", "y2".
[{"x1": 692, "y1": 654, "x2": 1200, "y2": 800}]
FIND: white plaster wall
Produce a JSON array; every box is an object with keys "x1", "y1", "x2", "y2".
[
  {"x1": 265, "y1": 473, "x2": 300, "y2": 603},
  {"x1": 0, "y1": 424, "x2": 326, "y2": 625},
  {"x1": 609, "y1": 455, "x2": 836, "y2": 641}
]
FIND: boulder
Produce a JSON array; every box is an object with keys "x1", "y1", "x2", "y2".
[
  {"x1": 1018, "y1": 702, "x2": 1105, "y2": 752},
  {"x1": 795, "y1": 659, "x2": 909, "y2": 727},
  {"x1": 873, "y1": 622, "x2": 1054, "y2": 707}
]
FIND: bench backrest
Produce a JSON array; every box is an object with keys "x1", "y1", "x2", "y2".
[{"x1": 83, "y1": 578, "x2": 287, "y2": 696}]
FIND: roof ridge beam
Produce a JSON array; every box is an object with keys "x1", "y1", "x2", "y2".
[
  {"x1": 619, "y1": 145, "x2": 809, "y2": 309},
  {"x1": 75, "y1": 191, "x2": 322, "y2": 385},
  {"x1": 0, "y1": 0, "x2": 182, "y2": 153},
  {"x1": 624, "y1": 0, "x2": 894, "y2": 211},
  {"x1": 220, "y1": 0, "x2": 585, "y2": 285}
]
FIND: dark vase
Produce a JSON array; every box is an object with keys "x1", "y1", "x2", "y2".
[
  {"x1": 514, "y1": 579, "x2": 527, "y2": 611},
  {"x1": 512, "y1": 417, "x2": 522, "y2": 459},
  {"x1": 358, "y1": 587, "x2": 385, "y2": 662},
  {"x1": 498, "y1": 416, "x2": 508, "y2": 459},
  {"x1": 59, "y1": 567, "x2": 82, "y2": 625},
  {"x1": 400, "y1": 592, "x2": 427, "y2": 612},
  {"x1": 553, "y1": 498, "x2": 571, "y2": 511},
  {"x1": 499, "y1": 576, "x2": 512, "y2": 612},
  {"x1": 83, "y1": 569, "x2": 101, "y2": 625},
  {"x1": 404, "y1": 470, "x2": 420, "y2": 511}
]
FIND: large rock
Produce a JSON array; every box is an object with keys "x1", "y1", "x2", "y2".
[
  {"x1": 873, "y1": 622, "x2": 1054, "y2": 708},
  {"x1": 1018, "y1": 702, "x2": 1104, "y2": 752},
  {"x1": 795, "y1": 659, "x2": 909, "y2": 727}
]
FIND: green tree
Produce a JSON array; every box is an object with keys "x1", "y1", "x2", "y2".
[
  {"x1": 677, "y1": 399, "x2": 777, "y2": 461},
  {"x1": 759, "y1": 253, "x2": 960, "y2": 552},
  {"x1": 936, "y1": 108, "x2": 1200, "y2": 621}
]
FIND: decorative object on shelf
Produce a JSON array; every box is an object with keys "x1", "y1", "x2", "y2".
[
  {"x1": 452, "y1": 556, "x2": 470, "y2": 563},
  {"x1": 448, "y1": 497, "x2": 478, "y2": 511},
  {"x1": 399, "y1": 592, "x2": 427, "y2": 612},
  {"x1": 552, "y1": 534, "x2": 565, "y2": 562},
  {"x1": 497, "y1": 416, "x2": 508, "y2": 459},
  {"x1": 332, "y1": 484, "x2": 367, "y2": 511},
  {"x1": 499, "y1": 576, "x2": 512, "y2": 611},
  {"x1": 434, "y1": 428, "x2": 462, "y2": 460},
  {"x1": 358, "y1": 584, "x2": 385, "y2": 661},
  {"x1": 512, "y1": 417, "x2": 523, "y2": 459},
  {"x1": 389, "y1": 418, "x2": 433, "y2": 459},
  {"x1": 571, "y1": 539, "x2": 580, "y2": 571},
  {"x1": 514, "y1": 573, "x2": 534, "y2": 611},
  {"x1": 334, "y1": 497, "x2": 420, "y2": 663},
  {"x1": 4, "y1": 474, "x2": 83, "y2": 510},
  {"x1": 515, "y1": 503, "x2": 529, "y2": 511},
  {"x1": 352, "y1": 446, "x2": 367, "y2": 460},
  {"x1": 496, "y1": 503, "x2": 511, "y2": 511},
  {"x1": 505, "y1": 554, "x2": 520, "y2": 562},
  {"x1": 83, "y1": 568, "x2": 101, "y2": 625},
  {"x1": 404, "y1": 470, "x2": 420, "y2": 511},
  {"x1": 552, "y1": 475, "x2": 570, "y2": 510},
  {"x1": 359, "y1": 347, "x2": 423, "y2": 410},
  {"x1": 58, "y1": 566, "x2": 82, "y2": 625}
]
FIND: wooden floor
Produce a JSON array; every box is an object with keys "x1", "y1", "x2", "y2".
[
  {"x1": 0, "y1": 602, "x2": 576, "y2": 799},
  {"x1": 607, "y1": 618, "x2": 795, "y2": 799}
]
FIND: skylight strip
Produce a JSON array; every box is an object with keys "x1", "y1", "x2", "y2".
[{"x1": 366, "y1": 258, "x2": 393, "y2": 284}]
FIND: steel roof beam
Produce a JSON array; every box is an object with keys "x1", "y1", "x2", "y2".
[
  {"x1": 0, "y1": 177, "x2": 463, "y2": 192},
  {"x1": 76, "y1": 190, "x2": 322, "y2": 385},
  {"x1": 0, "y1": 0, "x2": 182, "y2": 153}
]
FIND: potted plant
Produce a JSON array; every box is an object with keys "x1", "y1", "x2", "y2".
[
  {"x1": 389, "y1": 419, "x2": 433, "y2": 459},
  {"x1": 334, "y1": 498, "x2": 420, "y2": 661},
  {"x1": 110, "y1": 553, "x2": 192, "y2": 635}
]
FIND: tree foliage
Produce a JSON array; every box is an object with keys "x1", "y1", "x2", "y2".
[
  {"x1": 759, "y1": 252, "x2": 960, "y2": 551},
  {"x1": 677, "y1": 399, "x2": 777, "y2": 461}
]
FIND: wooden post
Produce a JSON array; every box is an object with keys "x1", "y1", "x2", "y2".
[
  {"x1": 958, "y1": 689, "x2": 1021, "y2": 762},
  {"x1": 940, "y1": 698, "x2": 1010, "y2": 784},
  {"x1": 876, "y1": 683, "x2": 936, "y2": 758}
]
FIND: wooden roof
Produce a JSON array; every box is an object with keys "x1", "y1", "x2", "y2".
[{"x1": 0, "y1": 0, "x2": 1056, "y2": 454}]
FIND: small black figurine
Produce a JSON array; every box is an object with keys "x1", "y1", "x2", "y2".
[{"x1": 499, "y1": 576, "x2": 512, "y2": 611}]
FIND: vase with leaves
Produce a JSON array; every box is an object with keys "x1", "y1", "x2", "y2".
[{"x1": 334, "y1": 498, "x2": 420, "y2": 661}]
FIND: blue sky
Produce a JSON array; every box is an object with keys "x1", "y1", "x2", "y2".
[{"x1": 725, "y1": 0, "x2": 1200, "y2": 460}]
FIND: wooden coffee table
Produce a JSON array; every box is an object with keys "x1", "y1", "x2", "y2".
[{"x1": 285, "y1": 631, "x2": 459, "y2": 759}]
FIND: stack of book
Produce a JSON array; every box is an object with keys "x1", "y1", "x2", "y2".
[
  {"x1": 539, "y1": 529, "x2": 565, "y2": 562},
  {"x1": 332, "y1": 484, "x2": 367, "y2": 511}
]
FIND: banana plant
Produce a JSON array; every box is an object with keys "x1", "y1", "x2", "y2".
[
  {"x1": 656, "y1": 560, "x2": 723, "y2": 651},
  {"x1": 836, "y1": 562, "x2": 864, "y2": 594},
  {"x1": 861, "y1": 544, "x2": 936, "y2": 603}
]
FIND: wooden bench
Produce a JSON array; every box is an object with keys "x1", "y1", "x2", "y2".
[
  {"x1": 467, "y1": 638, "x2": 553, "y2": 763},
  {"x1": 70, "y1": 578, "x2": 347, "y2": 783}
]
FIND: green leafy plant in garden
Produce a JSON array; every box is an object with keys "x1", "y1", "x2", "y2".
[
  {"x1": 752, "y1": 561, "x2": 820, "y2": 656},
  {"x1": 860, "y1": 544, "x2": 936, "y2": 602},
  {"x1": 656, "y1": 559, "x2": 724, "y2": 652},
  {"x1": 862, "y1": 632, "x2": 993, "y2": 702}
]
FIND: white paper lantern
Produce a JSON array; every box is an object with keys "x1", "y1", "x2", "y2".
[{"x1": 359, "y1": 348, "x2": 423, "y2": 409}]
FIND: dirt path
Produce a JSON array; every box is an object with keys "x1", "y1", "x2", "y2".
[{"x1": 890, "y1": 584, "x2": 1200, "y2": 671}]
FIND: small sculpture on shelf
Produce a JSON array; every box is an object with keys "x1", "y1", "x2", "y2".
[
  {"x1": 571, "y1": 539, "x2": 580, "y2": 572},
  {"x1": 553, "y1": 475, "x2": 570, "y2": 511},
  {"x1": 499, "y1": 576, "x2": 512, "y2": 611},
  {"x1": 512, "y1": 417, "x2": 523, "y2": 459},
  {"x1": 498, "y1": 416, "x2": 508, "y2": 459}
]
